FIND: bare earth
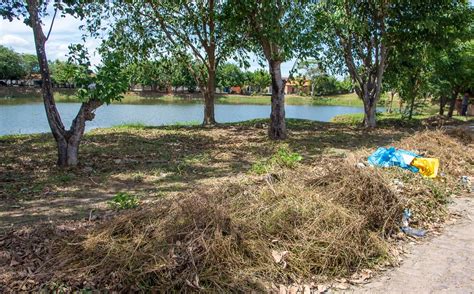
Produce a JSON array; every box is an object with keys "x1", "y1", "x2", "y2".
[{"x1": 350, "y1": 196, "x2": 474, "y2": 294}]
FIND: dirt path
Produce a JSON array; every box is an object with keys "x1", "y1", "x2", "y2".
[{"x1": 350, "y1": 196, "x2": 474, "y2": 293}]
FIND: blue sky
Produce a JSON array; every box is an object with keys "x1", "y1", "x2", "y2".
[{"x1": 0, "y1": 10, "x2": 296, "y2": 76}]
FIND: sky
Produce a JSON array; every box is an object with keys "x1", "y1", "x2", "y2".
[{"x1": 0, "y1": 10, "x2": 296, "y2": 76}]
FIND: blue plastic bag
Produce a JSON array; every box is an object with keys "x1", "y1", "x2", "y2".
[{"x1": 368, "y1": 147, "x2": 420, "y2": 173}]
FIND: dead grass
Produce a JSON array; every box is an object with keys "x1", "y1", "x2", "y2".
[
  {"x1": 44, "y1": 164, "x2": 397, "y2": 292},
  {"x1": 1, "y1": 120, "x2": 473, "y2": 292}
]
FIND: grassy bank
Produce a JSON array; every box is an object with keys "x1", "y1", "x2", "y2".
[
  {"x1": 332, "y1": 112, "x2": 474, "y2": 127},
  {"x1": 1, "y1": 118, "x2": 472, "y2": 291},
  {"x1": 0, "y1": 87, "x2": 363, "y2": 106}
]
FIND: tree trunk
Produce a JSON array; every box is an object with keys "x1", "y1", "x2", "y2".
[
  {"x1": 408, "y1": 94, "x2": 416, "y2": 119},
  {"x1": 363, "y1": 93, "x2": 377, "y2": 128},
  {"x1": 27, "y1": 0, "x2": 102, "y2": 167},
  {"x1": 439, "y1": 95, "x2": 447, "y2": 116},
  {"x1": 268, "y1": 60, "x2": 287, "y2": 140},
  {"x1": 387, "y1": 91, "x2": 394, "y2": 113},
  {"x1": 447, "y1": 90, "x2": 458, "y2": 118},
  {"x1": 203, "y1": 69, "x2": 216, "y2": 125}
]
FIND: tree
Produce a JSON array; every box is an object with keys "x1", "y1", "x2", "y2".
[
  {"x1": 314, "y1": 0, "x2": 471, "y2": 126},
  {"x1": 217, "y1": 63, "x2": 245, "y2": 90},
  {"x1": 21, "y1": 53, "x2": 39, "y2": 82},
  {"x1": 0, "y1": 45, "x2": 27, "y2": 81},
  {"x1": 131, "y1": 59, "x2": 173, "y2": 92},
  {"x1": 227, "y1": 0, "x2": 312, "y2": 139},
  {"x1": 83, "y1": 1, "x2": 241, "y2": 125},
  {"x1": 384, "y1": 1, "x2": 472, "y2": 118},
  {"x1": 431, "y1": 41, "x2": 474, "y2": 117},
  {"x1": 49, "y1": 60, "x2": 79, "y2": 87},
  {"x1": 170, "y1": 58, "x2": 197, "y2": 93},
  {"x1": 2, "y1": 1, "x2": 129, "y2": 166},
  {"x1": 385, "y1": 42, "x2": 432, "y2": 119},
  {"x1": 314, "y1": 0, "x2": 389, "y2": 128},
  {"x1": 248, "y1": 69, "x2": 271, "y2": 94}
]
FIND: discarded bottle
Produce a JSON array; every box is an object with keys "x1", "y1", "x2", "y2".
[{"x1": 401, "y1": 208, "x2": 426, "y2": 237}]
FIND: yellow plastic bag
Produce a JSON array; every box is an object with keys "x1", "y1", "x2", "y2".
[{"x1": 411, "y1": 158, "x2": 439, "y2": 178}]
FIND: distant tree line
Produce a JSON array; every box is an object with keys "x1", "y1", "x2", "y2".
[{"x1": 0, "y1": 45, "x2": 81, "y2": 87}]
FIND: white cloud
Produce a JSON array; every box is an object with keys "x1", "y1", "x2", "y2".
[
  {"x1": 0, "y1": 10, "x2": 100, "y2": 64},
  {"x1": 0, "y1": 34, "x2": 30, "y2": 49}
]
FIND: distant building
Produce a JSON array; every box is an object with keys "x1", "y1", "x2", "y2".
[{"x1": 284, "y1": 77, "x2": 311, "y2": 95}]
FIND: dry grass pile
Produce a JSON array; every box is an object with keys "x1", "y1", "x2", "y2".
[
  {"x1": 393, "y1": 129, "x2": 473, "y2": 224},
  {"x1": 32, "y1": 160, "x2": 405, "y2": 292},
  {"x1": 351, "y1": 129, "x2": 473, "y2": 226},
  {"x1": 397, "y1": 129, "x2": 473, "y2": 181}
]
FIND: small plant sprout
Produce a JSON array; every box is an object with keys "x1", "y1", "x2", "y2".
[{"x1": 108, "y1": 192, "x2": 139, "y2": 210}]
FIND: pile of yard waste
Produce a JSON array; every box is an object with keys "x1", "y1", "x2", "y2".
[{"x1": 0, "y1": 129, "x2": 472, "y2": 292}]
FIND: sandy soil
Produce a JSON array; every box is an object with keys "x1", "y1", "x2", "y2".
[{"x1": 350, "y1": 196, "x2": 474, "y2": 294}]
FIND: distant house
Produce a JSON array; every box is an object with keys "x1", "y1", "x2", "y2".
[
  {"x1": 262, "y1": 77, "x2": 311, "y2": 95},
  {"x1": 284, "y1": 77, "x2": 311, "y2": 95}
]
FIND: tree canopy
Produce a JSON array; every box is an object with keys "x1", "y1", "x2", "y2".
[{"x1": 0, "y1": 45, "x2": 28, "y2": 80}]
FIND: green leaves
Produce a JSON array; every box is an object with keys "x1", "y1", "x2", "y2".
[
  {"x1": 0, "y1": 45, "x2": 28, "y2": 80},
  {"x1": 67, "y1": 43, "x2": 130, "y2": 104},
  {"x1": 226, "y1": 0, "x2": 314, "y2": 63},
  {"x1": 216, "y1": 63, "x2": 246, "y2": 88}
]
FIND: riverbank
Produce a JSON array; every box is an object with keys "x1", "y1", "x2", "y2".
[
  {"x1": 1, "y1": 118, "x2": 472, "y2": 292},
  {"x1": 332, "y1": 112, "x2": 474, "y2": 127},
  {"x1": 0, "y1": 87, "x2": 363, "y2": 106}
]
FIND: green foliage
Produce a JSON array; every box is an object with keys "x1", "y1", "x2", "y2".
[
  {"x1": 430, "y1": 40, "x2": 474, "y2": 98},
  {"x1": 250, "y1": 161, "x2": 269, "y2": 175},
  {"x1": 384, "y1": 1, "x2": 472, "y2": 118},
  {"x1": 226, "y1": 0, "x2": 313, "y2": 63},
  {"x1": 68, "y1": 44, "x2": 130, "y2": 104},
  {"x1": 0, "y1": 45, "x2": 27, "y2": 80},
  {"x1": 251, "y1": 146, "x2": 302, "y2": 174},
  {"x1": 108, "y1": 192, "x2": 139, "y2": 210},
  {"x1": 49, "y1": 60, "x2": 80, "y2": 85},
  {"x1": 21, "y1": 53, "x2": 39, "y2": 78},
  {"x1": 248, "y1": 69, "x2": 271, "y2": 93},
  {"x1": 312, "y1": 75, "x2": 351, "y2": 96},
  {"x1": 217, "y1": 63, "x2": 246, "y2": 89},
  {"x1": 273, "y1": 146, "x2": 303, "y2": 168}
]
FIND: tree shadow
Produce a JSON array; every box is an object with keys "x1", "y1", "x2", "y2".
[{"x1": 0, "y1": 120, "x2": 414, "y2": 231}]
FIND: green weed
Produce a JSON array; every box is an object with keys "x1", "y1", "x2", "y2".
[
  {"x1": 108, "y1": 192, "x2": 139, "y2": 210},
  {"x1": 250, "y1": 146, "x2": 302, "y2": 174}
]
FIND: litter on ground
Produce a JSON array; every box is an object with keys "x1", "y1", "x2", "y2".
[
  {"x1": 368, "y1": 147, "x2": 439, "y2": 178},
  {"x1": 401, "y1": 209, "x2": 426, "y2": 237}
]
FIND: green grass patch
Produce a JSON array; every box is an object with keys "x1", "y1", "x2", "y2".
[
  {"x1": 251, "y1": 145, "x2": 302, "y2": 174},
  {"x1": 111, "y1": 122, "x2": 148, "y2": 129},
  {"x1": 108, "y1": 192, "x2": 139, "y2": 210},
  {"x1": 331, "y1": 112, "x2": 426, "y2": 127}
]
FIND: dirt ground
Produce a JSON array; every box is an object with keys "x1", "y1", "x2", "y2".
[
  {"x1": 348, "y1": 195, "x2": 474, "y2": 294},
  {"x1": 0, "y1": 121, "x2": 409, "y2": 232}
]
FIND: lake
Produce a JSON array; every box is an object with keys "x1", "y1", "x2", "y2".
[{"x1": 0, "y1": 101, "x2": 368, "y2": 135}]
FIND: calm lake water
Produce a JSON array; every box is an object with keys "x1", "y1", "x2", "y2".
[{"x1": 0, "y1": 101, "x2": 368, "y2": 135}]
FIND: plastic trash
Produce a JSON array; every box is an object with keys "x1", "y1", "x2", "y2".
[
  {"x1": 368, "y1": 147, "x2": 419, "y2": 173},
  {"x1": 411, "y1": 158, "x2": 439, "y2": 178},
  {"x1": 401, "y1": 226, "x2": 427, "y2": 237},
  {"x1": 400, "y1": 209, "x2": 426, "y2": 237},
  {"x1": 368, "y1": 147, "x2": 440, "y2": 178}
]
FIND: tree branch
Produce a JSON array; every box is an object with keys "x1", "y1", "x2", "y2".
[{"x1": 46, "y1": 7, "x2": 58, "y2": 41}]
